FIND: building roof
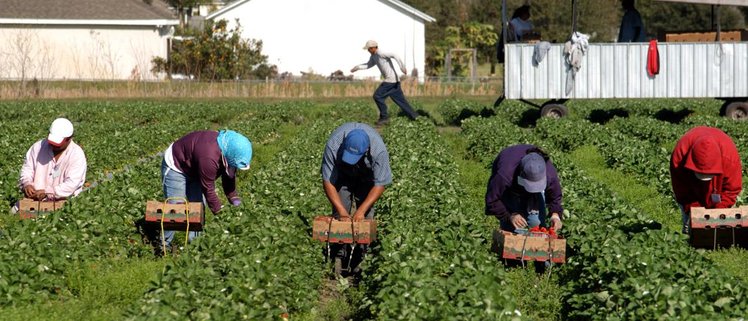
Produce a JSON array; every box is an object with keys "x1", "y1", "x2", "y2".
[
  {"x1": 207, "y1": 0, "x2": 436, "y2": 23},
  {"x1": 0, "y1": 0, "x2": 178, "y2": 25}
]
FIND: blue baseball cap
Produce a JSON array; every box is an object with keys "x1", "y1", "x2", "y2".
[
  {"x1": 341, "y1": 129, "x2": 370, "y2": 165},
  {"x1": 517, "y1": 153, "x2": 547, "y2": 193}
]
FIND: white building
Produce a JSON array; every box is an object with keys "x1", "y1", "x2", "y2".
[
  {"x1": 0, "y1": 0, "x2": 178, "y2": 81},
  {"x1": 207, "y1": 0, "x2": 435, "y2": 82}
]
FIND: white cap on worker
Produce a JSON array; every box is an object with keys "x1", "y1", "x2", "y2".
[
  {"x1": 363, "y1": 40, "x2": 378, "y2": 49},
  {"x1": 48, "y1": 118, "x2": 74, "y2": 146},
  {"x1": 694, "y1": 172, "x2": 715, "y2": 181}
]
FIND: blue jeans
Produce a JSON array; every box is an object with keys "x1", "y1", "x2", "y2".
[
  {"x1": 679, "y1": 204, "x2": 690, "y2": 234},
  {"x1": 330, "y1": 179, "x2": 375, "y2": 259},
  {"x1": 161, "y1": 160, "x2": 201, "y2": 246},
  {"x1": 373, "y1": 82, "x2": 418, "y2": 120},
  {"x1": 500, "y1": 192, "x2": 546, "y2": 232}
]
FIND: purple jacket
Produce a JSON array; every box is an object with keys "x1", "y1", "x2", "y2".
[
  {"x1": 485, "y1": 144, "x2": 563, "y2": 221},
  {"x1": 171, "y1": 131, "x2": 237, "y2": 213}
]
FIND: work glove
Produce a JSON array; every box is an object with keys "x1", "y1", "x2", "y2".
[{"x1": 230, "y1": 197, "x2": 241, "y2": 207}]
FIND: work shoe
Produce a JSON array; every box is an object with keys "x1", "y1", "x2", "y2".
[{"x1": 375, "y1": 118, "x2": 390, "y2": 126}]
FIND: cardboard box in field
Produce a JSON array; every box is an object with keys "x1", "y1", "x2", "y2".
[
  {"x1": 312, "y1": 216, "x2": 377, "y2": 244},
  {"x1": 690, "y1": 206, "x2": 748, "y2": 229},
  {"x1": 662, "y1": 30, "x2": 747, "y2": 43},
  {"x1": 18, "y1": 198, "x2": 66, "y2": 219},
  {"x1": 144, "y1": 201, "x2": 205, "y2": 231},
  {"x1": 689, "y1": 206, "x2": 748, "y2": 249},
  {"x1": 492, "y1": 230, "x2": 566, "y2": 263}
]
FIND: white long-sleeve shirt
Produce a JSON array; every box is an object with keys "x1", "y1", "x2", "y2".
[
  {"x1": 19, "y1": 139, "x2": 87, "y2": 199},
  {"x1": 353, "y1": 50, "x2": 405, "y2": 83}
]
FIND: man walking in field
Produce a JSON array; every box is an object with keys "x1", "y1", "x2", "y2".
[
  {"x1": 321, "y1": 122, "x2": 391, "y2": 275},
  {"x1": 351, "y1": 40, "x2": 419, "y2": 126}
]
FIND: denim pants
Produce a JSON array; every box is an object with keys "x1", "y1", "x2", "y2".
[
  {"x1": 373, "y1": 82, "x2": 418, "y2": 120},
  {"x1": 679, "y1": 204, "x2": 690, "y2": 234},
  {"x1": 330, "y1": 179, "x2": 374, "y2": 261},
  {"x1": 161, "y1": 160, "x2": 201, "y2": 246},
  {"x1": 500, "y1": 192, "x2": 546, "y2": 232}
]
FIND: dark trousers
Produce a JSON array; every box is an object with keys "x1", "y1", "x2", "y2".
[
  {"x1": 373, "y1": 82, "x2": 418, "y2": 120},
  {"x1": 329, "y1": 179, "x2": 374, "y2": 271}
]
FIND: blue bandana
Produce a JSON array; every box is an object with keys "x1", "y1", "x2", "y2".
[{"x1": 217, "y1": 130, "x2": 252, "y2": 170}]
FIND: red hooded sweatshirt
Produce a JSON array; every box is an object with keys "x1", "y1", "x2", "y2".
[{"x1": 670, "y1": 126, "x2": 742, "y2": 213}]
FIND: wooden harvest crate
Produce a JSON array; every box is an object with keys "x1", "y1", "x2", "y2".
[
  {"x1": 690, "y1": 206, "x2": 748, "y2": 249},
  {"x1": 144, "y1": 201, "x2": 205, "y2": 231},
  {"x1": 492, "y1": 230, "x2": 566, "y2": 263},
  {"x1": 312, "y1": 216, "x2": 377, "y2": 244},
  {"x1": 662, "y1": 30, "x2": 747, "y2": 42},
  {"x1": 18, "y1": 198, "x2": 66, "y2": 219},
  {"x1": 690, "y1": 206, "x2": 748, "y2": 229}
]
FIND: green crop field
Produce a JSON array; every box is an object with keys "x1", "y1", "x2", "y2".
[{"x1": 1, "y1": 97, "x2": 747, "y2": 321}]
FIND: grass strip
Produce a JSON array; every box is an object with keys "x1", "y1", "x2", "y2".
[{"x1": 569, "y1": 145, "x2": 680, "y2": 232}]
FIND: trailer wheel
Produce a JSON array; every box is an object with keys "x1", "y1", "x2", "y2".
[
  {"x1": 540, "y1": 104, "x2": 569, "y2": 119},
  {"x1": 724, "y1": 102, "x2": 748, "y2": 121}
]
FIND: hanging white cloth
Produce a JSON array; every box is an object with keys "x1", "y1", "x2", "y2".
[
  {"x1": 533, "y1": 41, "x2": 552, "y2": 66},
  {"x1": 564, "y1": 32, "x2": 590, "y2": 95}
]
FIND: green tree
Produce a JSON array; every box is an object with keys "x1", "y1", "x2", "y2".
[
  {"x1": 151, "y1": 19, "x2": 277, "y2": 81},
  {"x1": 637, "y1": 1, "x2": 745, "y2": 37}
]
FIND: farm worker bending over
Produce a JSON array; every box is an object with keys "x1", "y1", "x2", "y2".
[
  {"x1": 19, "y1": 118, "x2": 87, "y2": 202},
  {"x1": 321, "y1": 122, "x2": 391, "y2": 273},
  {"x1": 670, "y1": 126, "x2": 742, "y2": 234},
  {"x1": 160, "y1": 130, "x2": 252, "y2": 247},
  {"x1": 485, "y1": 144, "x2": 563, "y2": 232},
  {"x1": 350, "y1": 40, "x2": 419, "y2": 126}
]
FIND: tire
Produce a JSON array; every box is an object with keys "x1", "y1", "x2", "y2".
[
  {"x1": 540, "y1": 104, "x2": 569, "y2": 119},
  {"x1": 724, "y1": 102, "x2": 748, "y2": 121},
  {"x1": 720, "y1": 101, "x2": 730, "y2": 116}
]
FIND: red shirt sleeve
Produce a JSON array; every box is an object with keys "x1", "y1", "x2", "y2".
[{"x1": 716, "y1": 145, "x2": 742, "y2": 208}]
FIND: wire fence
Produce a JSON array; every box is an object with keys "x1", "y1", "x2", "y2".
[{"x1": 0, "y1": 77, "x2": 503, "y2": 100}]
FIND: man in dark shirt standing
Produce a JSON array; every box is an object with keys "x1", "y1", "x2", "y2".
[
  {"x1": 618, "y1": 0, "x2": 646, "y2": 42},
  {"x1": 485, "y1": 144, "x2": 563, "y2": 232}
]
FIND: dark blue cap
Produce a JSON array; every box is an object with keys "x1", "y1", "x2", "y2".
[{"x1": 341, "y1": 129, "x2": 370, "y2": 165}]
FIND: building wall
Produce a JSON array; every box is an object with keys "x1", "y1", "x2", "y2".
[
  {"x1": 0, "y1": 25, "x2": 170, "y2": 81},
  {"x1": 213, "y1": 0, "x2": 429, "y2": 82}
]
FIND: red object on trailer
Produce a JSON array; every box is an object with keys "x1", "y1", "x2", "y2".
[{"x1": 647, "y1": 39, "x2": 660, "y2": 77}]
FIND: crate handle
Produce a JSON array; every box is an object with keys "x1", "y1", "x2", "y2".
[
  {"x1": 325, "y1": 216, "x2": 333, "y2": 263},
  {"x1": 347, "y1": 218, "x2": 357, "y2": 272},
  {"x1": 160, "y1": 197, "x2": 191, "y2": 256}
]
